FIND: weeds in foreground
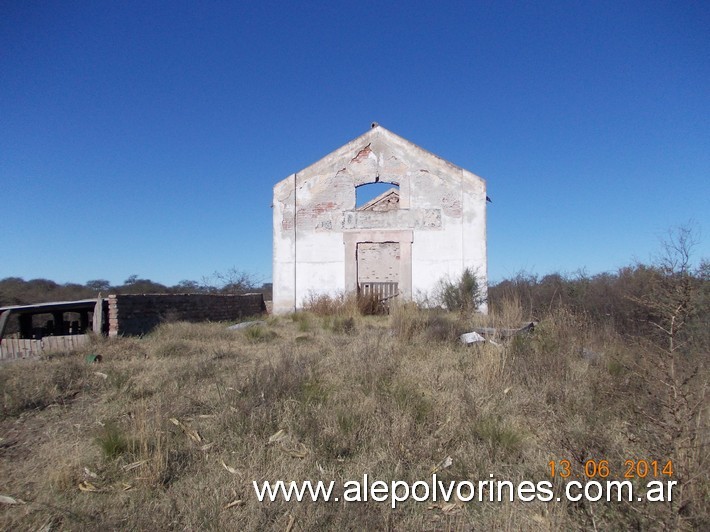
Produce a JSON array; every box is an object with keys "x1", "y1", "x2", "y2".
[
  {"x1": 96, "y1": 422, "x2": 129, "y2": 459},
  {"x1": 0, "y1": 303, "x2": 707, "y2": 531},
  {"x1": 242, "y1": 325, "x2": 278, "y2": 342}
]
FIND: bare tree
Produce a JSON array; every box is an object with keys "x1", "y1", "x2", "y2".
[
  {"x1": 201, "y1": 267, "x2": 262, "y2": 294},
  {"x1": 629, "y1": 224, "x2": 708, "y2": 528}
]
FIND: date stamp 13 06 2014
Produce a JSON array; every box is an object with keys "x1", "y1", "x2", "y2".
[{"x1": 548, "y1": 459, "x2": 673, "y2": 480}]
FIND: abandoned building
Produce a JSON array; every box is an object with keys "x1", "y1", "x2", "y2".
[
  {"x1": 272, "y1": 123, "x2": 488, "y2": 314},
  {"x1": 0, "y1": 293, "x2": 266, "y2": 360}
]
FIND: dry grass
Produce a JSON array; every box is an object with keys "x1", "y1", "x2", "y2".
[{"x1": 0, "y1": 305, "x2": 707, "y2": 531}]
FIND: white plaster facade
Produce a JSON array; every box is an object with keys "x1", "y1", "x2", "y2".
[{"x1": 272, "y1": 124, "x2": 487, "y2": 314}]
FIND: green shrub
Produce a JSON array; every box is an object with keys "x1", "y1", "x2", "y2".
[
  {"x1": 438, "y1": 268, "x2": 485, "y2": 312},
  {"x1": 96, "y1": 422, "x2": 129, "y2": 459},
  {"x1": 473, "y1": 415, "x2": 523, "y2": 459}
]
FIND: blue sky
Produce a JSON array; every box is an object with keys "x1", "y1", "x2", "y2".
[{"x1": 1, "y1": 1, "x2": 708, "y2": 286}]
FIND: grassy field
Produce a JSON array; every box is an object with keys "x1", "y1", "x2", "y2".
[{"x1": 1, "y1": 300, "x2": 707, "y2": 530}]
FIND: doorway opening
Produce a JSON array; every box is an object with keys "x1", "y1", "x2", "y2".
[{"x1": 356, "y1": 241, "x2": 400, "y2": 306}]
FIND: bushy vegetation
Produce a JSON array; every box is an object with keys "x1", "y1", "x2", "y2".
[
  {"x1": 302, "y1": 290, "x2": 388, "y2": 317},
  {"x1": 436, "y1": 267, "x2": 486, "y2": 312},
  {"x1": 489, "y1": 227, "x2": 708, "y2": 342}
]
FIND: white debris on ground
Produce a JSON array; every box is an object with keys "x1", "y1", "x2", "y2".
[{"x1": 459, "y1": 331, "x2": 486, "y2": 344}]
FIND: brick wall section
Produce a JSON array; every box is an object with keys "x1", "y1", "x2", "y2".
[{"x1": 107, "y1": 293, "x2": 266, "y2": 337}]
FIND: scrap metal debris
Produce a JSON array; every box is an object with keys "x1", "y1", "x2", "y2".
[
  {"x1": 460, "y1": 322, "x2": 537, "y2": 345},
  {"x1": 459, "y1": 331, "x2": 486, "y2": 344}
]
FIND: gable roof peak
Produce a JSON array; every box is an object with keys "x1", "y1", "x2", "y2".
[{"x1": 357, "y1": 187, "x2": 400, "y2": 211}]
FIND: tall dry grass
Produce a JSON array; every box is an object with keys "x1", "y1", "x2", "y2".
[{"x1": 0, "y1": 303, "x2": 707, "y2": 530}]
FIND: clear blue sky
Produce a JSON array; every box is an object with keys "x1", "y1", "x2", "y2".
[{"x1": 1, "y1": 1, "x2": 708, "y2": 286}]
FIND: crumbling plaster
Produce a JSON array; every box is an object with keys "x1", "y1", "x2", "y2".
[{"x1": 272, "y1": 124, "x2": 487, "y2": 314}]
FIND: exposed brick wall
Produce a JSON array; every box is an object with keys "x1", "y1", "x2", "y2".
[
  {"x1": 107, "y1": 293, "x2": 266, "y2": 337},
  {"x1": 357, "y1": 242, "x2": 400, "y2": 283}
]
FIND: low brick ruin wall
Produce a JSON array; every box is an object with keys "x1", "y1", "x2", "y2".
[{"x1": 107, "y1": 293, "x2": 266, "y2": 337}]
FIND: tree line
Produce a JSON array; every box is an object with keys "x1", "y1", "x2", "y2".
[
  {"x1": 0, "y1": 268, "x2": 272, "y2": 307},
  {"x1": 488, "y1": 226, "x2": 708, "y2": 347}
]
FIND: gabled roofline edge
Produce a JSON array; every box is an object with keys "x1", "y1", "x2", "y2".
[{"x1": 273, "y1": 124, "x2": 486, "y2": 189}]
